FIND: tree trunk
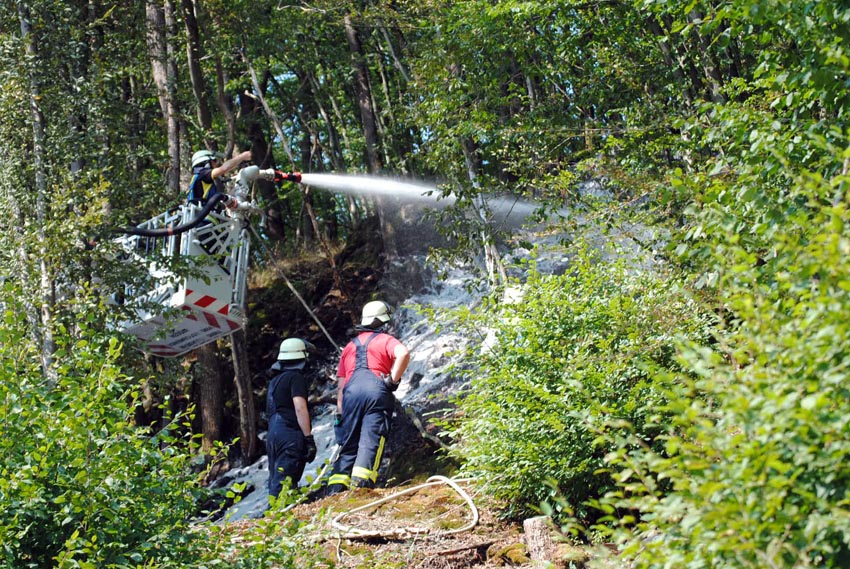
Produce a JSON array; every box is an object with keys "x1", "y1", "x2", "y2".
[
  {"x1": 523, "y1": 515, "x2": 556, "y2": 566},
  {"x1": 374, "y1": 52, "x2": 396, "y2": 169},
  {"x1": 181, "y1": 8, "x2": 249, "y2": 460},
  {"x1": 187, "y1": 41, "x2": 262, "y2": 465},
  {"x1": 230, "y1": 328, "x2": 258, "y2": 462},
  {"x1": 461, "y1": 136, "x2": 506, "y2": 286},
  {"x1": 181, "y1": 0, "x2": 214, "y2": 147},
  {"x1": 145, "y1": 0, "x2": 180, "y2": 194},
  {"x1": 195, "y1": 343, "x2": 223, "y2": 453},
  {"x1": 239, "y1": 95, "x2": 287, "y2": 240},
  {"x1": 305, "y1": 70, "x2": 359, "y2": 229},
  {"x1": 295, "y1": 197, "x2": 309, "y2": 249},
  {"x1": 688, "y1": 9, "x2": 726, "y2": 103},
  {"x1": 17, "y1": 0, "x2": 55, "y2": 380},
  {"x1": 306, "y1": 71, "x2": 346, "y2": 172},
  {"x1": 316, "y1": 68, "x2": 354, "y2": 167},
  {"x1": 344, "y1": 13, "x2": 381, "y2": 173},
  {"x1": 646, "y1": 16, "x2": 694, "y2": 107},
  {"x1": 304, "y1": 186, "x2": 347, "y2": 297},
  {"x1": 377, "y1": 21, "x2": 410, "y2": 83},
  {"x1": 214, "y1": 56, "x2": 236, "y2": 157},
  {"x1": 297, "y1": 128, "x2": 314, "y2": 249},
  {"x1": 344, "y1": 13, "x2": 399, "y2": 259},
  {"x1": 164, "y1": 0, "x2": 181, "y2": 193},
  {"x1": 237, "y1": 70, "x2": 287, "y2": 239}
]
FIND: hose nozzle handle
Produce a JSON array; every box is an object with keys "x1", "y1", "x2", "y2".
[{"x1": 273, "y1": 170, "x2": 302, "y2": 184}]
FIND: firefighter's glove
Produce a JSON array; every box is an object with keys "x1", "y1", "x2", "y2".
[
  {"x1": 382, "y1": 374, "x2": 400, "y2": 392},
  {"x1": 304, "y1": 435, "x2": 317, "y2": 463},
  {"x1": 333, "y1": 412, "x2": 343, "y2": 445}
]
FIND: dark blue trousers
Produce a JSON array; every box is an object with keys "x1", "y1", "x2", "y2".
[
  {"x1": 267, "y1": 414, "x2": 306, "y2": 498},
  {"x1": 328, "y1": 370, "x2": 394, "y2": 489}
]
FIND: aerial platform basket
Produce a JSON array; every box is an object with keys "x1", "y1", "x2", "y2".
[{"x1": 115, "y1": 202, "x2": 251, "y2": 358}]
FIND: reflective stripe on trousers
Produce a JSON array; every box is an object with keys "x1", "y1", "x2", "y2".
[{"x1": 330, "y1": 333, "x2": 393, "y2": 488}]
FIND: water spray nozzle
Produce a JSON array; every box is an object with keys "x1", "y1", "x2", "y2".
[{"x1": 274, "y1": 170, "x2": 302, "y2": 184}]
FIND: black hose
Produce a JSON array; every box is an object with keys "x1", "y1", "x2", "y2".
[{"x1": 116, "y1": 193, "x2": 229, "y2": 237}]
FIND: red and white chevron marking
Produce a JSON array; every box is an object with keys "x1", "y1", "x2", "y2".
[
  {"x1": 180, "y1": 306, "x2": 241, "y2": 331},
  {"x1": 143, "y1": 304, "x2": 242, "y2": 357},
  {"x1": 146, "y1": 343, "x2": 181, "y2": 358},
  {"x1": 184, "y1": 288, "x2": 231, "y2": 316}
]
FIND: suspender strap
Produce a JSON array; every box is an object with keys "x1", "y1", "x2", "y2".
[{"x1": 352, "y1": 332, "x2": 382, "y2": 371}]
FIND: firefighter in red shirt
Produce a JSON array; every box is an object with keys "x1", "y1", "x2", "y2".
[{"x1": 327, "y1": 300, "x2": 410, "y2": 494}]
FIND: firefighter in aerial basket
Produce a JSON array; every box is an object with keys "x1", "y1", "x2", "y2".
[
  {"x1": 266, "y1": 338, "x2": 317, "y2": 499},
  {"x1": 327, "y1": 300, "x2": 411, "y2": 494},
  {"x1": 187, "y1": 148, "x2": 252, "y2": 206}
]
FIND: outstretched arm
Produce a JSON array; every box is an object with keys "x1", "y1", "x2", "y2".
[{"x1": 212, "y1": 150, "x2": 252, "y2": 179}]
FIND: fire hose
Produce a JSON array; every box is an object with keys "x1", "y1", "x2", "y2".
[
  {"x1": 116, "y1": 169, "x2": 301, "y2": 238},
  {"x1": 330, "y1": 476, "x2": 479, "y2": 540},
  {"x1": 116, "y1": 192, "x2": 230, "y2": 237},
  {"x1": 279, "y1": 467, "x2": 479, "y2": 540}
]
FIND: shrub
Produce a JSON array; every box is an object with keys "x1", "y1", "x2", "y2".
[
  {"x1": 199, "y1": 499, "x2": 332, "y2": 569},
  {"x1": 585, "y1": 1, "x2": 850, "y2": 562},
  {"x1": 0, "y1": 301, "x2": 205, "y2": 568},
  {"x1": 448, "y1": 246, "x2": 714, "y2": 524},
  {"x1": 593, "y1": 159, "x2": 850, "y2": 568},
  {"x1": 594, "y1": 204, "x2": 850, "y2": 566}
]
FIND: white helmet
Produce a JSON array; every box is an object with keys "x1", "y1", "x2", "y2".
[
  {"x1": 191, "y1": 149, "x2": 217, "y2": 168},
  {"x1": 278, "y1": 338, "x2": 308, "y2": 361},
  {"x1": 361, "y1": 300, "x2": 391, "y2": 327}
]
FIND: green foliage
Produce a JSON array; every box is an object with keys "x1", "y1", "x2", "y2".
[
  {"x1": 593, "y1": 175, "x2": 850, "y2": 564},
  {"x1": 566, "y1": 1, "x2": 850, "y2": 566},
  {"x1": 447, "y1": 246, "x2": 714, "y2": 523},
  {"x1": 200, "y1": 498, "x2": 331, "y2": 568},
  {"x1": 0, "y1": 292, "x2": 206, "y2": 568}
]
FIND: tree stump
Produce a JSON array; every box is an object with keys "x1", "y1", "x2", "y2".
[{"x1": 523, "y1": 515, "x2": 556, "y2": 566}]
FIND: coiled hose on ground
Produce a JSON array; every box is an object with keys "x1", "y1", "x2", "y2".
[{"x1": 330, "y1": 476, "x2": 479, "y2": 540}]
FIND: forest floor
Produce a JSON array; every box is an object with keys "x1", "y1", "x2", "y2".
[{"x1": 219, "y1": 479, "x2": 618, "y2": 568}]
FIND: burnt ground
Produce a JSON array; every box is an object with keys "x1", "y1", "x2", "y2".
[{"x1": 300, "y1": 482, "x2": 526, "y2": 568}]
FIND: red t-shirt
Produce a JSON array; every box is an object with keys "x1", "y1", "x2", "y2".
[{"x1": 337, "y1": 331, "x2": 403, "y2": 388}]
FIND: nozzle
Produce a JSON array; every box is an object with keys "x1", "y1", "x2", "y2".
[
  {"x1": 220, "y1": 194, "x2": 238, "y2": 209},
  {"x1": 273, "y1": 170, "x2": 302, "y2": 184}
]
